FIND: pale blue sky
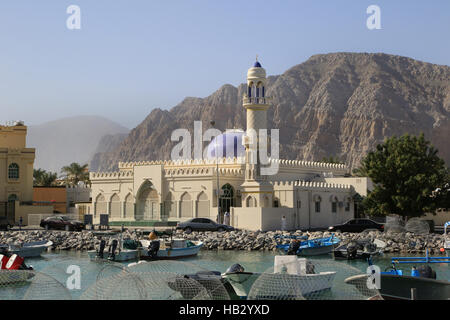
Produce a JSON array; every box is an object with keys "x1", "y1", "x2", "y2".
[{"x1": 1, "y1": 1, "x2": 449, "y2": 128}]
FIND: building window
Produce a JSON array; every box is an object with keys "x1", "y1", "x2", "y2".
[
  {"x1": 345, "y1": 202, "x2": 350, "y2": 211},
  {"x1": 297, "y1": 200, "x2": 301, "y2": 208},
  {"x1": 8, "y1": 163, "x2": 19, "y2": 180},
  {"x1": 8, "y1": 194, "x2": 18, "y2": 202},
  {"x1": 274, "y1": 198, "x2": 280, "y2": 208},
  {"x1": 315, "y1": 202, "x2": 321, "y2": 213},
  {"x1": 332, "y1": 202, "x2": 337, "y2": 213}
]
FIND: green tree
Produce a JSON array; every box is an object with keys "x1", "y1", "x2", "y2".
[
  {"x1": 358, "y1": 133, "x2": 449, "y2": 218},
  {"x1": 33, "y1": 169, "x2": 58, "y2": 187},
  {"x1": 321, "y1": 156, "x2": 343, "y2": 164},
  {"x1": 61, "y1": 163, "x2": 90, "y2": 186}
]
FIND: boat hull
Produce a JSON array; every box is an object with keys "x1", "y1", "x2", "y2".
[
  {"x1": 139, "y1": 243, "x2": 203, "y2": 260},
  {"x1": 345, "y1": 274, "x2": 450, "y2": 300},
  {"x1": 298, "y1": 244, "x2": 335, "y2": 256},
  {"x1": 7, "y1": 241, "x2": 53, "y2": 258},
  {"x1": 222, "y1": 271, "x2": 336, "y2": 299},
  {"x1": 87, "y1": 249, "x2": 138, "y2": 262}
]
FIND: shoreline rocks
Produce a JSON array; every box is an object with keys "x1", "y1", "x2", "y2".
[{"x1": 0, "y1": 229, "x2": 446, "y2": 255}]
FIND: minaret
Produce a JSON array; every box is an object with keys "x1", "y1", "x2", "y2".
[{"x1": 241, "y1": 58, "x2": 273, "y2": 208}]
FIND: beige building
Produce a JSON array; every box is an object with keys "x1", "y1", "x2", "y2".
[
  {"x1": 0, "y1": 122, "x2": 53, "y2": 225},
  {"x1": 90, "y1": 61, "x2": 371, "y2": 231}
]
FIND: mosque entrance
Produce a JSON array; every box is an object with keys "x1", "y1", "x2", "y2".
[
  {"x1": 136, "y1": 181, "x2": 159, "y2": 221},
  {"x1": 218, "y1": 184, "x2": 234, "y2": 222}
]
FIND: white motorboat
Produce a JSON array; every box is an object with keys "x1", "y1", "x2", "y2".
[
  {"x1": 88, "y1": 236, "x2": 140, "y2": 262},
  {"x1": 139, "y1": 238, "x2": 203, "y2": 260},
  {"x1": 222, "y1": 255, "x2": 336, "y2": 299},
  {"x1": 1, "y1": 241, "x2": 53, "y2": 258}
]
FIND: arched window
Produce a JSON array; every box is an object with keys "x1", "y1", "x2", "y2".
[
  {"x1": 124, "y1": 193, "x2": 134, "y2": 218},
  {"x1": 330, "y1": 195, "x2": 339, "y2": 213},
  {"x1": 8, "y1": 163, "x2": 19, "y2": 180},
  {"x1": 8, "y1": 194, "x2": 18, "y2": 202},
  {"x1": 246, "y1": 196, "x2": 257, "y2": 208},
  {"x1": 180, "y1": 192, "x2": 193, "y2": 218},
  {"x1": 313, "y1": 195, "x2": 322, "y2": 213},
  {"x1": 110, "y1": 194, "x2": 121, "y2": 219},
  {"x1": 196, "y1": 192, "x2": 210, "y2": 218}
]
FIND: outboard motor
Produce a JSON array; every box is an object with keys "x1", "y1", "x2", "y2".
[
  {"x1": 148, "y1": 240, "x2": 160, "y2": 259},
  {"x1": 287, "y1": 240, "x2": 301, "y2": 255},
  {"x1": 416, "y1": 265, "x2": 437, "y2": 279},
  {"x1": 347, "y1": 242, "x2": 358, "y2": 260},
  {"x1": 97, "y1": 239, "x2": 106, "y2": 259},
  {"x1": 305, "y1": 260, "x2": 315, "y2": 274},
  {"x1": 108, "y1": 239, "x2": 118, "y2": 261},
  {"x1": 225, "y1": 263, "x2": 245, "y2": 274}
]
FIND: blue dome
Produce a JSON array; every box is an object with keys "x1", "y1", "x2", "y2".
[
  {"x1": 206, "y1": 130, "x2": 245, "y2": 159},
  {"x1": 253, "y1": 61, "x2": 262, "y2": 68}
]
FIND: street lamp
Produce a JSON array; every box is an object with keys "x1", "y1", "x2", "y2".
[{"x1": 210, "y1": 120, "x2": 221, "y2": 224}]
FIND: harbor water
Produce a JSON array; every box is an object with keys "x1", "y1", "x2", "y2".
[{"x1": 1, "y1": 250, "x2": 449, "y2": 300}]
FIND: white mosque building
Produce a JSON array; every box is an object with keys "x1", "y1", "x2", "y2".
[{"x1": 89, "y1": 61, "x2": 372, "y2": 231}]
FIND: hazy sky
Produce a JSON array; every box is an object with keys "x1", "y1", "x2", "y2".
[{"x1": 1, "y1": 1, "x2": 449, "y2": 129}]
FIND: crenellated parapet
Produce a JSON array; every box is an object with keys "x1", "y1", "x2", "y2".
[
  {"x1": 118, "y1": 157, "x2": 246, "y2": 169},
  {"x1": 90, "y1": 170, "x2": 134, "y2": 180},
  {"x1": 270, "y1": 158, "x2": 348, "y2": 171},
  {"x1": 272, "y1": 180, "x2": 352, "y2": 190}
]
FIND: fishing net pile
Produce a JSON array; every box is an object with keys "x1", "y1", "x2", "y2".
[
  {"x1": 405, "y1": 218, "x2": 430, "y2": 234},
  {"x1": 80, "y1": 260, "x2": 230, "y2": 300},
  {"x1": 384, "y1": 215, "x2": 406, "y2": 233},
  {"x1": 0, "y1": 270, "x2": 71, "y2": 300},
  {"x1": 247, "y1": 258, "x2": 381, "y2": 300}
]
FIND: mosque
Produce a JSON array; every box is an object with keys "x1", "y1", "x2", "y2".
[{"x1": 89, "y1": 61, "x2": 372, "y2": 231}]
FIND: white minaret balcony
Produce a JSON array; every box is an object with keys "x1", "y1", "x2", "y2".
[{"x1": 243, "y1": 95, "x2": 271, "y2": 106}]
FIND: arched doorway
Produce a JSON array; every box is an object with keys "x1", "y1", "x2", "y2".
[
  {"x1": 219, "y1": 184, "x2": 234, "y2": 218},
  {"x1": 136, "y1": 181, "x2": 159, "y2": 221}
]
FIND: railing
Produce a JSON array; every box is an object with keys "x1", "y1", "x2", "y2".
[{"x1": 243, "y1": 97, "x2": 270, "y2": 105}]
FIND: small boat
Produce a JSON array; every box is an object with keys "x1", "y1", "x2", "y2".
[
  {"x1": 444, "y1": 222, "x2": 450, "y2": 257},
  {"x1": 333, "y1": 239, "x2": 386, "y2": 260},
  {"x1": 221, "y1": 255, "x2": 336, "y2": 299},
  {"x1": 344, "y1": 250, "x2": 450, "y2": 300},
  {"x1": 87, "y1": 237, "x2": 140, "y2": 262},
  {"x1": 1, "y1": 241, "x2": 53, "y2": 258},
  {"x1": 277, "y1": 234, "x2": 340, "y2": 256},
  {"x1": 138, "y1": 238, "x2": 203, "y2": 260}
]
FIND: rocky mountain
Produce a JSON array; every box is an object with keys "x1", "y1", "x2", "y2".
[
  {"x1": 92, "y1": 52, "x2": 450, "y2": 172},
  {"x1": 90, "y1": 133, "x2": 129, "y2": 172},
  {"x1": 28, "y1": 116, "x2": 129, "y2": 173}
]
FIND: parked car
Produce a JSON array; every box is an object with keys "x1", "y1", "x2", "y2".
[
  {"x1": 328, "y1": 218, "x2": 384, "y2": 233},
  {"x1": 176, "y1": 218, "x2": 234, "y2": 233},
  {"x1": 0, "y1": 217, "x2": 13, "y2": 231},
  {"x1": 40, "y1": 215, "x2": 84, "y2": 231}
]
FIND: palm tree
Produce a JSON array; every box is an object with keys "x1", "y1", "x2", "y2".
[
  {"x1": 61, "y1": 163, "x2": 90, "y2": 186},
  {"x1": 33, "y1": 169, "x2": 58, "y2": 187}
]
